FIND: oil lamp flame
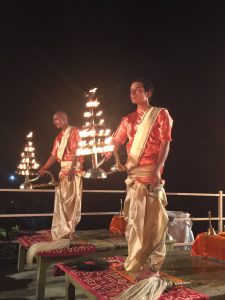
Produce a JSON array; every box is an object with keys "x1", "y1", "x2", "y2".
[
  {"x1": 89, "y1": 87, "x2": 97, "y2": 93},
  {"x1": 27, "y1": 132, "x2": 33, "y2": 138}
]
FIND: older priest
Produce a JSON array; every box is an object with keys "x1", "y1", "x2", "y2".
[{"x1": 27, "y1": 111, "x2": 83, "y2": 264}]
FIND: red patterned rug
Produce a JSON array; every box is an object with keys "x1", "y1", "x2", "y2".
[
  {"x1": 57, "y1": 256, "x2": 209, "y2": 300},
  {"x1": 17, "y1": 230, "x2": 96, "y2": 257}
]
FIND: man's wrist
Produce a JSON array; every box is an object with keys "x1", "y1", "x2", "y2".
[
  {"x1": 42, "y1": 165, "x2": 48, "y2": 171},
  {"x1": 155, "y1": 164, "x2": 164, "y2": 171}
]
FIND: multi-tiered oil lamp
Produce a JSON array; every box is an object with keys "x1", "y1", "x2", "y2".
[
  {"x1": 16, "y1": 132, "x2": 40, "y2": 189},
  {"x1": 76, "y1": 88, "x2": 114, "y2": 178}
]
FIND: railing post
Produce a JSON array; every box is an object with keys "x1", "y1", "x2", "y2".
[{"x1": 218, "y1": 190, "x2": 223, "y2": 232}]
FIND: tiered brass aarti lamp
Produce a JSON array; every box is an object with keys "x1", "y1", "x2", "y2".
[
  {"x1": 76, "y1": 88, "x2": 114, "y2": 179},
  {"x1": 16, "y1": 132, "x2": 40, "y2": 189}
]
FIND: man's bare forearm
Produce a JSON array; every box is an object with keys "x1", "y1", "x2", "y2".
[
  {"x1": 156, "y1": 141, "x2": 170, "y2": 171},
  {"x1": 42, "y1": 155, "x2": 56, "y2": 171}
]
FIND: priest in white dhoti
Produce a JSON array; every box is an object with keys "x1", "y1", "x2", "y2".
[
  {"x1": 27, "y1": 111, "x2": 83, "y2": 264},
  {"x1": 112, "y1": 78, "x2": 173, "y2": 281},
  {"x1": 39, "y1": 111, "x2": 83, "y2": 240}
]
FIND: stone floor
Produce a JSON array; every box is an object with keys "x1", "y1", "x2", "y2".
[
  {"x1": 162, "y1": 250, "x2": 225, "y2": 299},
  {"x1": 1, "y1": 249, "x2": 225, "y2": 299}
]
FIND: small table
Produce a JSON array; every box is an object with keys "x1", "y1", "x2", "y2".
[
  {"x1": 57, "y1": 256, "x2": 209, "y2": 300},
  {"x1": 17, "y1": 229, "x2": 128, "y2": 300}
]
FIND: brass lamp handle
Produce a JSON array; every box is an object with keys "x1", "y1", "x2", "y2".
[
  {"x1": 111, "y1": 151, "x2": 126, "y2": 172},
  {"x1": 97, "y1": 157, "x2": 106, "y2": 168},
  {"x1": 29, "y1": 170, "x2": 57, "y2": 188}
]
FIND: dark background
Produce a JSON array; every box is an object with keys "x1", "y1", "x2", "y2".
[{"x1": 0, "y1": 1, "x2": 225, "y2": 235}]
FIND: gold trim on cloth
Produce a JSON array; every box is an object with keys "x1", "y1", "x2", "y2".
[
  {"x1": 60, "y1": 160, "x2": 82, "y2": 177},
  {"x1": 126, "y1": 107, "x2": 163, "y2": 171},
  {"x1": 57, "y1": 126, "x2": 73, "y2": 161},
  {"x1": 60, "y1": 160, "x2": 72, "y2": 170}
]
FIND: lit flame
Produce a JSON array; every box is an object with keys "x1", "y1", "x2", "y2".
[
  {"x1": 104, "y1": 129, "x2": 111, "y2": 136},
  {"x1": 88, "y1": 140, "x2": 95, "y2": 146},
  {"x1": 86, "y1": 101, "x2": 100, "y2": 108},
  {"x1": 98, "y1": 129, "x2": 104, "y2": 136},
  {"x1": 89, "y1": 87, "x2": 97, "y2": 93},
  {"x1": 76, "y1": 144, "x2": 114, "y2": 156},
  {"x1": 33, "y1": 163, "x2": 39, "y2": 169},
  {"x1": 80, "y1": 129, "x2": 96, "y2": 138},
  {"x1": 98, "y1": 119, "x2": 104, "y2": 125},
  {"x1": 104, "y1": 137, "x2": 112, "y2": 145},
  {"x1": 96, "y1": 111, "x2": 103, "y2": 117},
  {"x1": 84, "y1": 111, "x2": 92, "y2": 118},
  {"x1": 78, "y1": 141, "x2": 87, "y2": 147},
  {"x1": 27, "y1": 132, "x2": 33, "y2": 138}
]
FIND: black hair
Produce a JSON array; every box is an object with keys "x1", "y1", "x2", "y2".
[{"x1": 131, "y1": 78, "x2": 154, "y2": 94}]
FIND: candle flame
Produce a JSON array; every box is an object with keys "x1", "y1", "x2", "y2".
[
  {"x1": 84, "y1": 111, "x2": 92, "y2": 118},
  {"x1": 96, "y1": 110, "x2": 103, "y2": 117},
  {"x1": 76, "y1": 144, "x2": 114, "y2": 156},
  {"x1": 27, "y1": 132, "x2": 33, "y2": 138},
  {"x1": 89, "y1": 87, "x2": 97, "y2": 93},
  {"x1": 98, "y1": 119, "x2": 105, "y2": 125},
  {"x1": 86, "y1": 101, "x2": 100, "y2": 108}
]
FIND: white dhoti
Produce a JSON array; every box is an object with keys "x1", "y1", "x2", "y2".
[
  {"x1": 123, "y1": 166, "x2": 168, "y2": 273},
  {"x1": 51, "y1": 161, "x2": 82, "y2": 241},
  {"x1": 26, "y1": 161, "x2": 82, "y2": 265}
]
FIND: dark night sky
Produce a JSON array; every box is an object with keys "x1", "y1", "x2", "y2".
[{"x1": 1, "y1": 0, "x2": 225, "y2": 197}]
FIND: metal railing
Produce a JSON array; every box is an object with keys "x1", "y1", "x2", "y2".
[{"x1": 0, "y1": 189, "x2": 224, "y2": 231}]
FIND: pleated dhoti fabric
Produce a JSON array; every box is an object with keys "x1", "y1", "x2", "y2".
[
  {"x1": 123, "y1": 167, "x2": 168, "y2": 273},
  {"x1": 51, "y1": 169, "x2": 82, "y2": 241}
]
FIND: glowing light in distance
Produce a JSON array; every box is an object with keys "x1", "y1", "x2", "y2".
[{"x1": 9, "y1": 175, "x2": 15, "y2": 181}]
